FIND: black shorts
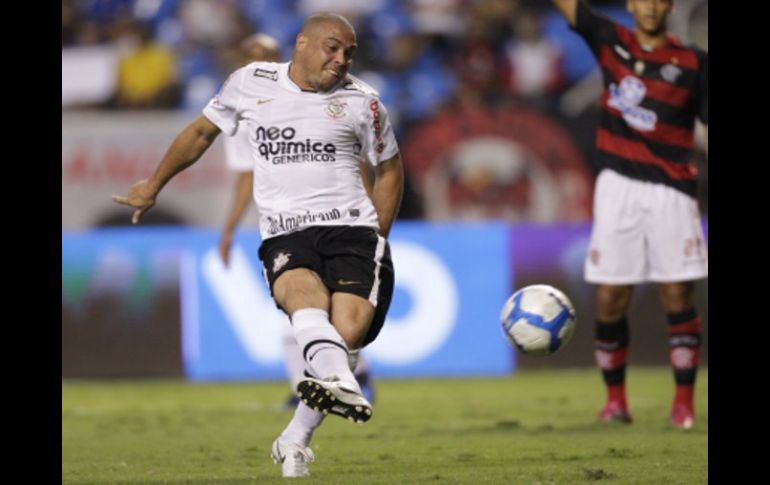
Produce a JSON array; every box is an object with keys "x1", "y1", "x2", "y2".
[{"x1": 258, "y1": 225, "x2": 394, "y2": 347}]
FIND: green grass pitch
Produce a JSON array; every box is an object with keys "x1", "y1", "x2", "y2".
[{"x1": 63, "y1": 367, "x2": 707, "y2": 484}]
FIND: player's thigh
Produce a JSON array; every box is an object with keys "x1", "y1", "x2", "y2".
[
  {"x1": 273, "y1": 268, "x2": 330, "y2": 313},
  {"x1": 322, "y1": 226, "x2": 394, "y2": 347},
  {"x1": 645, "y1": 185, "x2": 707, "y2": 282},
  {"x1": 584, "y1": 170, "x2": 646, "y2": 284},
  {"x1": 259, "y1": 230, "x2": 328, "y2": 312}
]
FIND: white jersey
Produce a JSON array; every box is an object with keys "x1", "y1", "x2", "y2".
[
  {"x1": 222, "y1": 127, "x2": 254, "y2": 172},
  {"x1": 203, "y1": 61, "x2": 399, "y2": 240}
]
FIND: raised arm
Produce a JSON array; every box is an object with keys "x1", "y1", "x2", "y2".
[
  {"x1": 112, "y1": 115, "x2": 221, "y2": 223},
  {"x1": 552, "y1": 0, "x2": 579, "y2": 27},
  {"x1": 371, "y1": 153, "x2": 404, "y2": 238},
  {"x1": 219, "y1": 171, "x2": 254, "y2": 266}
]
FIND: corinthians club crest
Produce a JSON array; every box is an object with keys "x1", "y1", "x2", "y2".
[
  {"x1": 325, "y1": 99, "x2": 347, "y2": 119},
  {"x1": 272, "y1": 251, "x2": 291, "y2": 273}
]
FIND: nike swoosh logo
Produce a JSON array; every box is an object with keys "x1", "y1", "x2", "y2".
[
  {"x1": 256, "y1": 98, "x2": 275, "y2": 105},
  {"x1": 337, "y1": 279, "x2": 361, "y2": 285}
]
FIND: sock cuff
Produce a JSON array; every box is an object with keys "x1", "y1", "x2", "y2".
[
  {"x1": 667, "y1": 309, "x2": 701, "y2": 337},
  {"x1": 595, "y1": 318, "x2": 629, "y2": 342},
  {"x1": 292, "y1": 308, "x2": 329, "y2": 320},
  {"x1": 291, "y1": 308, "x2": 330, "y2": 333},
  {"x1": 666, "y1": 307, "x2": 698, "y2": 325}
]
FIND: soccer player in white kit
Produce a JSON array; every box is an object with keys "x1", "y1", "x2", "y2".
[
  {"x1": 218, "y1": 32, "x2": 377, "y2": 409},
  {"x1": 113, "y1": 13, "x2": 404, "y2": 477}
]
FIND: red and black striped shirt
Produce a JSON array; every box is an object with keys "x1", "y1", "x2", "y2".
[{"x1": 573, "y1": 1, "x2": 708, "y2": 196}]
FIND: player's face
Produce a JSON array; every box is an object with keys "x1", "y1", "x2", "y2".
[
  {"x1": 627, "y1": 0, "x2": 672, "y2": 36},
  {"x1": 297, "y1": 21, "x2": 357, "y2": 92}
]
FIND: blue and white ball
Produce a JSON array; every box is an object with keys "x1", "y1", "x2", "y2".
[{"x1": 500, "y1": 284, "x2": 576, "y2": 356}]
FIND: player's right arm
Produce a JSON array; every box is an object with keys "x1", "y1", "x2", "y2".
[
  {"x1": 552, "y1": 0, "x2": 615, "y2": 57},
  {"x1": 112, "y1": 115, "x2": 221, "y2": 224},
  {"x1": 551, "y1": 0, "x2": 579, "y2": 27},
  {"x1": 219, "y1": 171, "x2": 253, "y2": 266}
]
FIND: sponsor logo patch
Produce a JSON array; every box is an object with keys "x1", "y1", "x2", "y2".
[
  {"x1": 369, "y1": 100, "x2": 384, "y2": 154},
  {"x1": 253, "y1": 68, "x2": 278, "y2": 81},
  {"x1": 607, "y1": 76, "x2": 657, "y2": 131}
]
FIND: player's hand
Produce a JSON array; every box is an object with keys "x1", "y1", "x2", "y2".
[
  {"x1": 111, "y1": 179, "x2": 157, "y2": 224},
  {"x1": 219, "y1": 231, "x2": 233, "y2": 267}
]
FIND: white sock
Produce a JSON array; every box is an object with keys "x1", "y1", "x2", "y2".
[
  {"x1": 280, "y1": 402, "x2": 325, "y2": 447},
  {"x1": 291, "y1": 308, "x2": 357, "y2": 385},
  {"x1": 351, "y1": 350, "x2": 371, "y2": 377},
  {"x1": 281, "y1": 317, "x2": 306, "y2": 392},
  {"x1": 347, "y1": 348, "x2": 361, "y2": 373}
]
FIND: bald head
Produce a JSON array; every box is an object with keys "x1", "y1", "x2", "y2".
[{"x1": 300, "y1": 12, "x2": 356, "y2": 39}]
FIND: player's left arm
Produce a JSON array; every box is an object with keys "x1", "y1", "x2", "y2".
[
  {"x1": 703, "y1": 124, "x2": 707, "y2": 156},
  {"x1": 371, "y1": 153, "x2": 404, "y2": 239}
]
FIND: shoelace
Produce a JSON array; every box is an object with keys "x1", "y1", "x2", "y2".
[
  {"x1": 287, "y1": 445, "x2": 315, "y2": 463},
  {"x1": 287, "y1": 446, "x2": 315, "y2": 474}
]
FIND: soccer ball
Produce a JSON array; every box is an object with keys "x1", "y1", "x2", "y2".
[{"x1": 500, "y1": 284, "x2": 576, "y2": 356}]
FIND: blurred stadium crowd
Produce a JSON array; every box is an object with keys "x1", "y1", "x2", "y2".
[
  {"x1": 62, "y1": 0, "x2": 708, "y2": 221},
  {"x1": 62, "y1": 0, "x2": 708, "y2": 377},
  {"x1": 62, "y1": 0, "x2": 706, "y2": 121}
]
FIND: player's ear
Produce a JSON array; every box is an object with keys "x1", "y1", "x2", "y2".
[{"x1": 295, "y1": 33, "x2": 307, "y2": 52}]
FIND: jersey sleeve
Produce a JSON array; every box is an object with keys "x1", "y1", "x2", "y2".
[
  {"x1": 357, "y1": 97, "x2": 399, "y2": 166},
  {"x1": 202, "y1": 66, "x2": 248, "y2": 136},
  {"x1": 571, "y1": 0, "x2": 618, "y2": 56},
  {"x1": 696, "y1": 52, "x2": 708, "y2": 124}
]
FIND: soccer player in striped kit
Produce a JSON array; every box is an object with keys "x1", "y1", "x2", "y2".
[{"x1": 551, "y1": 0, "x2": 707, "y2": 429}]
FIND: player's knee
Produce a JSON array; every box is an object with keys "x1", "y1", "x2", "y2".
[
  {"x1": 659, "y1": 282, "x2": 695, "y2": 313},
  {"x1": 596, "y1": 285, "x2": 632, "y2": 321},
  {"x1": 334, "y1": 323, "x2": 366, "y2": 350}
]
